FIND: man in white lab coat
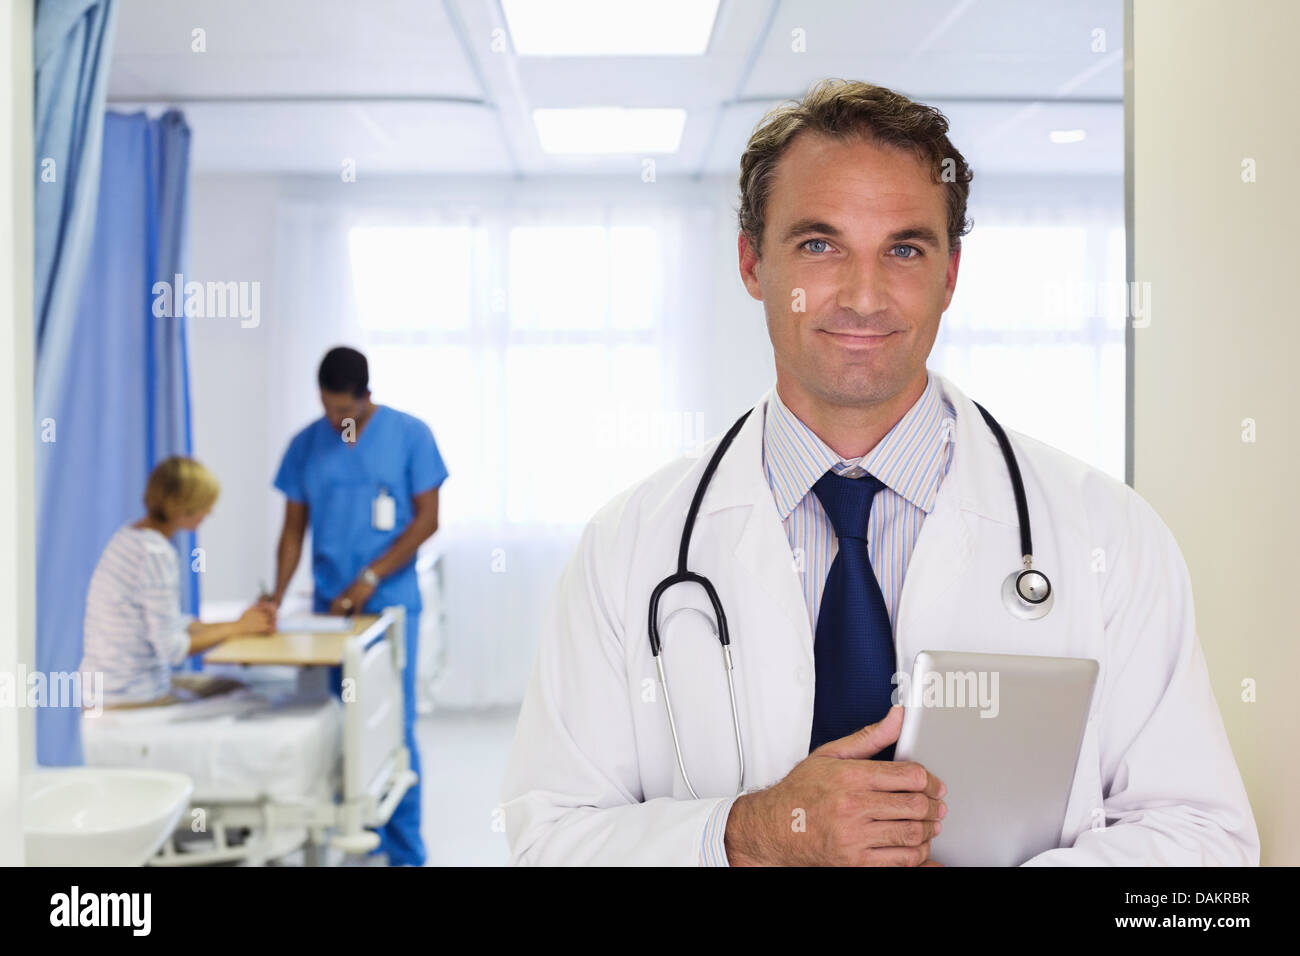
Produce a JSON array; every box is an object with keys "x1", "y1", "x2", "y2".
[{"x1": 500, "y1": 80, "x2": 1259, "y2": 866}]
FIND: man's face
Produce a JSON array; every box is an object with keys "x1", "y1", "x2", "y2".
[
  {"x1": 739, "y1": 132, "x2": 960, "y2": 409},
  {"x1": 321, "y1": 389, "x2": 368, "y2": 432}
]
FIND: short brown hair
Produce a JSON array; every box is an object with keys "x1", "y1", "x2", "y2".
[
  {"x1": 737, "y1": 78, "x2": 973, "y2": 259},
  {"x1": 144, "y1": 456, "x2": 219, "y2": 522}
]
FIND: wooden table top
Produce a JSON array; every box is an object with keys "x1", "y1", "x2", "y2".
[{"x1": 203, "y1": 614, "x2": 383, "y2": 666}]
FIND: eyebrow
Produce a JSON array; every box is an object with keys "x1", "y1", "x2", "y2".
[{"x1": 780, "y1": 218, "x2": 943, "y2": 248}]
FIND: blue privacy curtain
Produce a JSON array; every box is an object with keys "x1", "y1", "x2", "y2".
[
  {"x1": 32, "y1": 0, "x2": 118, "y2": 765},
  {"x1": 35, "y1": 110, "x2": 196, "y2": 765},
  {"x1": 33, "y1": 0, "x2": 117, "y2": 468}
]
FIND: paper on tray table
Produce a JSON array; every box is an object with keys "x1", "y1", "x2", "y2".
[{"x1": 276, "y1": 614, "x2": 354, "y2": 633}]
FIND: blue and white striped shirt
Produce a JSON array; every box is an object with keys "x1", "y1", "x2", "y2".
[
  {"x1": 699, "y1": 370, "x2": 956, "y2": 865},
  {"x1": 80, "y1": 525, "x2": 193, "y2": 706}
]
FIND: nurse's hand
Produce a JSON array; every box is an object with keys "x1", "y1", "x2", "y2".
[
  {"x1": 723, "y1": 706, "x2": 947, "y2": 866},
  {"x1": 330, "y1": 578, "x2": 376, "y2": 616}
]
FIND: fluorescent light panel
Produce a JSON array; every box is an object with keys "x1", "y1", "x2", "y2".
[
  {"x1": 502, "y1": 0, "x2": 719, "y2": 55},
  {"x1": 533, "y1": 108, "x2": 686, "y2": 154}
]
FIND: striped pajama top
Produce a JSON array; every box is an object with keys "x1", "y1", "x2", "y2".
[{"x1": 80, "y1": 525, "x2": 193, "y2": 706}]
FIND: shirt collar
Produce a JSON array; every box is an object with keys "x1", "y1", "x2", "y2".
[{"x1": 762, "y1": 369, "x2": 954, "y2": 520}]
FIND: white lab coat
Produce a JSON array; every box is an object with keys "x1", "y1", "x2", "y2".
[{"x1": 500, "y1": 371, "x2": 1259, "y2": 866}]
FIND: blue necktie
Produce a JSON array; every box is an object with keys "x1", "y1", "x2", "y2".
[{"x1": 809, "y1": 469, "x2": 897, "y2": 758}]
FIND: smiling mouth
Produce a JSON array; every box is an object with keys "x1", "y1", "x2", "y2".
[{"x1": 820, "y1": 329, "x2": 898, "y2": 347}]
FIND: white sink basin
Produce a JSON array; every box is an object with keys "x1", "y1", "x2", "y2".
[{"x1": 23, "y1": 768, "x2": 193, "y2": 867}]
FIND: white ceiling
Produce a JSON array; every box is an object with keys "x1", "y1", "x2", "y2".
[{"x1": 107, "y1": 0, "x2": 1125, "y2": 176}]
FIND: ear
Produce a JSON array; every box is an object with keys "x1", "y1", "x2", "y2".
[
  {"x1": 941, "y1": 244, "x2": 962, "y2": 311},
  {"x1": 738, "y1": 231, "x2": 763, "y2": 302}
]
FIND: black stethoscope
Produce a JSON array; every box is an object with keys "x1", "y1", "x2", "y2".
[{"x1": 647, "y1": 400, "x2": 1053, "y2": 798}]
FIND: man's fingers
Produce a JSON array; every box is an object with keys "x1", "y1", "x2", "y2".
[
  {"x1": 858, "y1": 819, "x2": 942, "y2": 849},
  {"x1": 843, "y1": 758, "x2": 945, "y2": 802},
  {"x1": 817, "y1": 705, "x2": 904, "y2": 759},
  {"x1": 875, "y1": 759, "x2": 946, "y2": 799},
  {"x1": 861, "y1": 791, "x2": 947, "y2": 822},
  {"x1": 862, "y1": 841, "x2": 933, "y2": 866}
]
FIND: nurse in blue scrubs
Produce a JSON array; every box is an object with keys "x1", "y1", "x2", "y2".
[{"x1": 267, "y1": 346, "x2": 447, "y2": 867}]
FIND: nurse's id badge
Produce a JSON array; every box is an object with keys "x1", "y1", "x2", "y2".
[{"x1": 372, "y1": 488, "x2": 396, "y2": 531}]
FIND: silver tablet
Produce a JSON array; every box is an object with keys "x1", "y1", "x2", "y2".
[{"x1": 894, "y1": 650, "x2": 1098, "y2": 867}]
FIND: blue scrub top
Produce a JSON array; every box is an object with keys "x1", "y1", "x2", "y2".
[{"x1": 274, "y1": 405, "x2": 448, "y2": 613}]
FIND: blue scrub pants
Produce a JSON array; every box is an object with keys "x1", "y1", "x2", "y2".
[{"x1": 318, "y1": 602, "x2": 426, "y2": 867}]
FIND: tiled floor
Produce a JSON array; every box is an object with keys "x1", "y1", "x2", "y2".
[{"x1": 413, "y1": 705, "x2": 520, "y2": 867}]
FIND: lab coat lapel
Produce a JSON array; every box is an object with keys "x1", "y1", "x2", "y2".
[
  {"x1": 699, "y1": 394, "x2": 814, "y2": 659},
  {"x1": 894, "y1": 372, "x2": 1020, "y2": 664}
]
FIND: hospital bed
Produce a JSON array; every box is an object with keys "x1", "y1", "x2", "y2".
[{"x1": 81, "y1": 608, "x2": 416, "y2": 866}]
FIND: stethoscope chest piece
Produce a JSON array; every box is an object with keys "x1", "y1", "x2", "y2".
[{"x1": 1001, "y1": 562, "x2": 1054, "y2": 621}]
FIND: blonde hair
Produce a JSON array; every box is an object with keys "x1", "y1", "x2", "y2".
[{"x1": 144, "y1": 456, "x2": 220, "y2": 522}]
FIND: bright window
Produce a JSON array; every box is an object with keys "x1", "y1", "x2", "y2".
[
  {"x1": 932, "y1": 218, "x2": 1127, "y2": 480},
  {"x1": 348, "y1": 218, "x2": 668, "y2": 527},
  {"x1": 348, "y1": 226, "x2": 475, "y2": 331}
]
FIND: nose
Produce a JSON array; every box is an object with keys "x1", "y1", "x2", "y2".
[{"x1": 834, "y1": 255, "x2": 890, "y2": 320}]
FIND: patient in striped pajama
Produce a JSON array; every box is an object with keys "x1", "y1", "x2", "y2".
[{"x1": 79, "y1": 456, "x2": 277, "y2": 709}]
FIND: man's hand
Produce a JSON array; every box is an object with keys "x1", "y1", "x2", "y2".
[
  {"x1": 329, "y1": 577, "x2": 376, "y2": 616},
  {"x1": 724, "y1": 706, "x2": 947, "y2": 866}
]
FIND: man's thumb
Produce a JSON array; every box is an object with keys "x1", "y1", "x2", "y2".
[{"x1": 817, "y1": 705, "x2": 903, "y2": 759}]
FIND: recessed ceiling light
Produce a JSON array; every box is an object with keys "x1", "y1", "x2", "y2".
[
  {"x1": 1048, "y1": 129, "x2": 1087, "y2": 144},
  {"x1": 502, "y1": 0, "x2": 720, "y2": 55},
  {"x1": 533, "y1": 108, "x2": 687, "y2": 155}
]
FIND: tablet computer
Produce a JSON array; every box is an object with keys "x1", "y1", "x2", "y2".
[{"x1": 894, "y1": 649, "x2": 1099, "y2": 867}]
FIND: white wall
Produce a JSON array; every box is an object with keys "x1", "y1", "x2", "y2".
[
  {"x1": 1132, "y1": 0, "x2": 1299, "y2": 865},
  {"x1": 0, "y1": 0, "x2": 34, "y2": 867},
  {"x1": 187, "y1": 174, "x2": 281, "y2": 604}
]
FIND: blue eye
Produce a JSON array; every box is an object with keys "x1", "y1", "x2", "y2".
[
  {"x1": 892, "y1": 244, "x2": 922, "y2": 259},
  {"x1": 801, "y1": 238, "x2": 831, "y2": 254}
]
